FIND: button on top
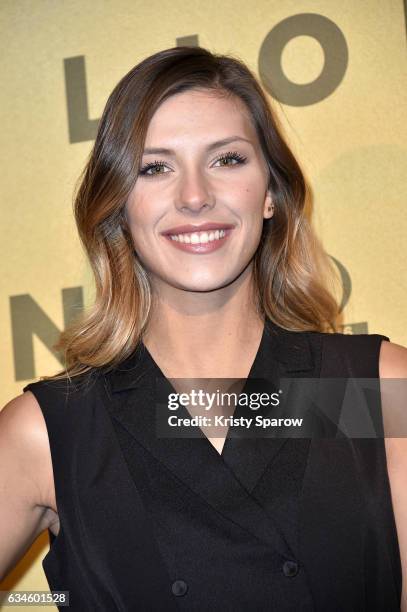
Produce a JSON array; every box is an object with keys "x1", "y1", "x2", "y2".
[
  {"x1": 171, "y1": 579, "x2": 188, "y2": 596},
  {"x1": 282, "y1": 560, "x2": 299, "y2": 577}
]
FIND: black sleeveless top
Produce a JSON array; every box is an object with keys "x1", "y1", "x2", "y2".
[{"x1": 23, "y1": 318, "x2": 402, "y2": 611}]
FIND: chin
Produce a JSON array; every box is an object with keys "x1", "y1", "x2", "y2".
[{"x1": 170, "y1": 274, "x2": 240, "y2": 293}]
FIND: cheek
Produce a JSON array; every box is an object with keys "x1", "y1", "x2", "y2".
[
  {"x1": 234, "y1": 170, "x2": 267, "y2": 206},
  {"x1": 125, "y1": 194, "x2": 156, "y2": 239},
  {"x1": 238, "y1": 183, "x2": 267, "y2": 217},
  {"x1": 238, "y1": 184, "x2": 266, "y2": 249}
]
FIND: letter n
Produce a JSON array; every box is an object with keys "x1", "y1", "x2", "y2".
[{"x1": 9, "y1": 287, "x2": 84, "y2": 380}]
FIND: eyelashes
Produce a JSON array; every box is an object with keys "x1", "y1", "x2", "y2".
[{"x1": 138, "y1": 150, "x2": 248, "y2": 178}]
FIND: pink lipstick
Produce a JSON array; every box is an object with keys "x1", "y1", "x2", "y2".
[{"x1": 161, "y1": 223, "x2": 235, "y2": 254}]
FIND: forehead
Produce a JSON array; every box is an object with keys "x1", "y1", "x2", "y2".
[{"x1": 143, "y1": 89, "x2": 257, "y2": 146}]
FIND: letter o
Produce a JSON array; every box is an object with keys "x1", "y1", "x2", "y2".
[{"x1": 259, "y1": 13, "x2": 348, "y2": 106}]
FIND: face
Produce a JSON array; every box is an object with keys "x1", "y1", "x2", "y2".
[{"x1": 125, "y1": 88, "x2": 274, "y2": 294}]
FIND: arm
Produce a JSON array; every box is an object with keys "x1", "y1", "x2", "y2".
[
  {"x1": 0, "y1": 391, "x2": 55, "y2": 582},
  {"x1": 379, "y1": 340, "x2": 407, "y2": 612}
]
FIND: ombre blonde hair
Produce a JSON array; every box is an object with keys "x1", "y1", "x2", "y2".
[{"x1": 46, "y1": 46, "x2": 340, "y2": 382}]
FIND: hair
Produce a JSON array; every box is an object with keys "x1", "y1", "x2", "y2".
[{"x1": 45, "y1": 45, "x2": 341, "y2": 382}]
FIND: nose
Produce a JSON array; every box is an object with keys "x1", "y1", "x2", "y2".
[{"x1": 175, "y1": 166, "x2": 215, "y2": 214}]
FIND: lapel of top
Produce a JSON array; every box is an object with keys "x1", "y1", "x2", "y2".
[
  {"x1": 101, "y1": 317, "x2": 321, "y2": 561},
  {"x1": 219, "y1": 320, "x2": 321, "y2": 492}
]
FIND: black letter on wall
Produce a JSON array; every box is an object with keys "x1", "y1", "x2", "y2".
[
  {"x1": 64, "y1": 56, "x2": 99, "y2": 143},
  {"x1": 259, "y1": 13, "x2": 348, "y2": 105},
  {"x1": 10, "y1": 287, "x2": 84, "y2": 380}
]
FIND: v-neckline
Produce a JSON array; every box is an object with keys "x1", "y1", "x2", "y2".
[
  {"x1": 103, "y1": 317, "x2": 317, "y2": 560},
  {"x1": 137, "y1": 317, "x2": 272, "y2": 458}
]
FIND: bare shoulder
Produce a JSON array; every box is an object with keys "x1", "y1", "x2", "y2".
[
  {"x1": 379, "y1": 339, "x2": 407, "y2": 462},
  {"x1": 0, "y1": 391, "x2": 56, "y2": 513},
  {"x1": 379, "y1": 340, "x2": 407, "y2": 378},
  {"x1": 1, "y1": 391, "x2": 49, "y2": 457},
  {"x1": 378, "y1": 340, "x2": 407, "y2": 610},
  {"x1": 379, "y1": 339, "x2": 407, "y2": 467}
]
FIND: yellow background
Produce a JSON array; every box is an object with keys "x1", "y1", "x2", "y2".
[{"x1": 1, "y1": 0, "x2": 406, "y2": 607}]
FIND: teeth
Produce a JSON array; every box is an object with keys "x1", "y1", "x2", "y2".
[{"x1": 169, "y1": 229, "x2": 227, "y2": 244}]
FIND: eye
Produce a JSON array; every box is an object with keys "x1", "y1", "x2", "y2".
[
  {"x1": 213, "y1": 151, "x2": 247, "y2": 168},
  {"x1": 138, "y1": 150, "x2": 248, "y2": 178},
  {"x1": 138, "y1": 160, "x2": 171, "y2": 177}
]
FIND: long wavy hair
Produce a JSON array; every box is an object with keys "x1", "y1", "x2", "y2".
[{"x1": 46, "y1": 46, "x2": 340, "y2": 382}]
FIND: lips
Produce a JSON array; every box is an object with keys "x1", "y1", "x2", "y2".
[
  {"x1": 161, "y1": 223, "x2": 235, "y2": 254},
  {"x1": 161, "y1": 222, "x2": 235, "y2": 236}
]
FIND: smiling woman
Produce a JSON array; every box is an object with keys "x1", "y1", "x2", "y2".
[
  {"x1": 125, "y1": 89, "x2": 276, "y2": 294},
  {"x1": 1, "y1": 45, "x2": 407, "y2": 611},
  {"x1": 49, "y1": 45, "x2": 339, "y2": 375}
]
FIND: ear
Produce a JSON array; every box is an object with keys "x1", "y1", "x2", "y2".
[{"x1": 263, "y1": 189, "x2": 274, "y2": 220}]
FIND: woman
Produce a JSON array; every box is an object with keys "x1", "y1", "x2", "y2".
[{"x1": 1, "y1": 46, "x2": 406, "y2": 611}]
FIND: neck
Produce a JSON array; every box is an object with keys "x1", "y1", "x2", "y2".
[{"x1": 142, "y1": 269, "x2": 265, "y2": 379}]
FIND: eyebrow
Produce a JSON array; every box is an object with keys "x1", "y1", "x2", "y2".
[{"x1": 142, "y1": 136, "x2": 253, "y2": 156}]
